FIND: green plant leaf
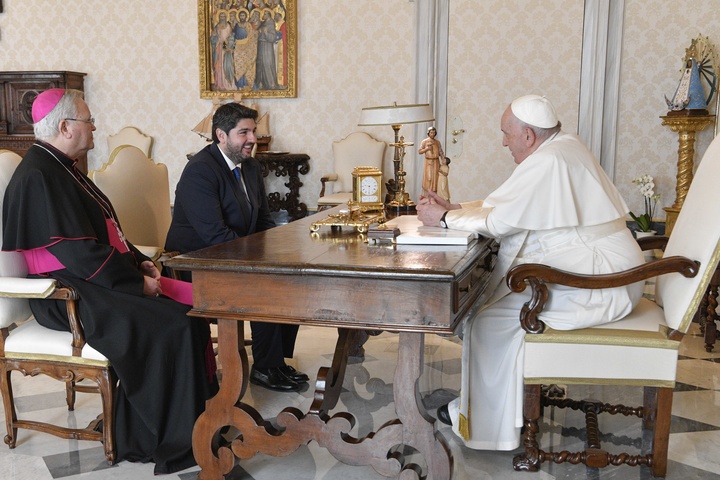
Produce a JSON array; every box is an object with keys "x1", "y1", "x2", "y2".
[{"x1": 629, "y1": 212, "x2": 652, "y2": 232}]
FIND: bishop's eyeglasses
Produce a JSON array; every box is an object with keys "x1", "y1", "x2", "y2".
[{"x1": 65, "y1": 117, "x2": 95, "y2": 125}]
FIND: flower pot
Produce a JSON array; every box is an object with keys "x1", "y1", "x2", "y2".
[{"x1": 635, "y1": 230, "x2": 656, "y2": 239}]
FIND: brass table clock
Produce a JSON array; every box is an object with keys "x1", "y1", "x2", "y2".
[
  {"x1": 350, "y1": 166, "x2": 383, "y2": 212},
  {"x1": 309, "y1": 166, "x2": 385, "y2": 234}
]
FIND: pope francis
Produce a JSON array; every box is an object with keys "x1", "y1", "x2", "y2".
[{"x1": 416, "y1": 95, "x2": 645, "y2": 451}]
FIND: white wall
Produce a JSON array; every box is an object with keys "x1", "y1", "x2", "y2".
[
  {"x1": 446, "y1": 0, "x2": 584, "y2": 202},
  {"x1": 443, "y1": 0, "x2": 720, "y2": 219},
  {"x1": 615, "y1": 0, "x2": 720, "y2": 217},
  {"x1": 0, "y1": 0, "x2": 414, "y2": 205},
  {"x1": 2, "y1": 0, "x2": 720, "y2": 217}
]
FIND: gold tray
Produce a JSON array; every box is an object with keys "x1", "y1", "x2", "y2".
[{"x1": 309, "y1": 209, "x2": 385, "y2": 234}]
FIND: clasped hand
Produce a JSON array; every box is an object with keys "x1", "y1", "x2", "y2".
[
  {"x1": 140, "y1": 260, "x2": 162, "y2": 297},
  {"x1": 417, "y1": 190, "x2": 456, "y2": 226}
]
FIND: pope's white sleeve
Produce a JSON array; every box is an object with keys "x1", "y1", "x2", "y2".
[{"x1": 447, "y1": 203, "x2": 524, "y2": 238}]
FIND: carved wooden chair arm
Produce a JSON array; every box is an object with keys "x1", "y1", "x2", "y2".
[
  {"x1": 319, "y1": 173, "x2": 339, "y2": 198},
  {"x1": 47, "y1": 285, "x2": 88, "y2": 357},
  {"x1": 506, "y1": 256, "x2": 700, "y2": 334}
]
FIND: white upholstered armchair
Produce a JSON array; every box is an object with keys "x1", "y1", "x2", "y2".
[
  {"x1": 89, "y1": 145, "x2": 173, "y2": 266},
  {"x1": 0, "y1": 150, "x2": 116, "y2": 464},
  {"x1": 107, "y1": 126, "x2": 153, "y2": 157},
  {"x1": 509, "y1": 134, "x2": 720, "y2": 477},
  {"x1": 317, "y1": 131, "x2": 386, "y2": 211}
]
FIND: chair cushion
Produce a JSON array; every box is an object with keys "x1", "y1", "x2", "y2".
[
  {"x1": 0, "y1": 276, "x2": 57, "y2": 297},
  {"x1": 524, "y1": 298, "x2": 679, "y2": 386},
  {"x1": 0, "y1": 274, "x2": 55, "y2": 328},
  {"x1": 4, "y1": 318, "x2": 109, "y2": 366},
  {"x1": 135, "y1": 245, "x2": 162, "y2": 262}
]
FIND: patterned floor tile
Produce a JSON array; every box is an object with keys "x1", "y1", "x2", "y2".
[{"x1": 2, "y1": 323, "x2": 719, "y2": 479}]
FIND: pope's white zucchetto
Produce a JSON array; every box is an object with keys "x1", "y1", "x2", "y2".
[{"x1": 510, "y1": 94, "x2": 559, "y2": 129}]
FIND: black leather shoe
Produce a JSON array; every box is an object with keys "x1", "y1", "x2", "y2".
[
  {"x1": 250, "y1": 367, "x2": 300, "y2": 392},
  {"x1": 279, "y1": 364, "x2": 309, "y2": 383},
  {"x1": 437, "y1": 403, "x2": 452, "y2": 426}
]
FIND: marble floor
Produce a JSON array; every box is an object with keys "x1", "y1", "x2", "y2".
[{"x1": 2, "y1": 320, "x2": 720, "y2": 480}]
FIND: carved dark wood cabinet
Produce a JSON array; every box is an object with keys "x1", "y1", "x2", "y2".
[
  {"x1": 0, "y1": 71, "x2": 86, "y2": 172},
  {"x1": 255, "y1": 152, "x2": 310, "y2": 221}
]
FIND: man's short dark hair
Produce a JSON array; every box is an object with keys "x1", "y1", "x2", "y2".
[{"x1": 212, "y1": 103, "x2": 258, "y2": 143}]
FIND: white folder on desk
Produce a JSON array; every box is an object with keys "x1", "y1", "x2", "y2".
[{"x1": 385, "y1": 215, "x2": 477, "y2": 245}]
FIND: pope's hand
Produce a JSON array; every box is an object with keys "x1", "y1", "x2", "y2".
[
  {"x1": 421, "y1": 190, "x2": 452, "y2": 210},
  {"x1": 417, "y1": 200, "x2": 445, "y2": 226}
]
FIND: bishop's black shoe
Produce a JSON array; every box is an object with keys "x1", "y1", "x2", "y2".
[
  {"x1": 250, "y1": 366, "x2": 301, "y2": 392},
  {"x1": 436, "y1": 403, "x2": 452, "y2": 426},
  {"x1": 279, "y1": 364, "x2": 309, "y2": 383}
]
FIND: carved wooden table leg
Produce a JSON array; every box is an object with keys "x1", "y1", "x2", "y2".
[
  {"x1": 393, "y1": 332, "x2": 453, "y2": 479},
  {"x1": 193, "y1": 318, "x2": 249, "y2": 480},
  {"x1": 309, "y1": 328, "x2": 352, "y2": 415},
  {"x1": 192, "y1": 326, "x2": 453, "y2": 479},
  {"x1": 304, "y1": 331, "x2": 452, "y2": 478}
]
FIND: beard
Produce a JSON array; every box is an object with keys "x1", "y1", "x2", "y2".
[{"x1": 225, "y1": 137, "x2": 254, "y2": 165}]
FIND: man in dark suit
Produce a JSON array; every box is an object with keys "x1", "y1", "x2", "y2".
[{"x1": 166, "y1": 102, "x2": 307, "y2": 392}]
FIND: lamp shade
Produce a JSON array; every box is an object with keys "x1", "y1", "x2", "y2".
[{"x1": 358, "y1": 103, "x2": 434, "y2": 126}]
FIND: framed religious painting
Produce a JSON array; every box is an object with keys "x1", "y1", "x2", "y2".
[{"x1": 198, "y1": 0, "x2": 297, "y2": 99}]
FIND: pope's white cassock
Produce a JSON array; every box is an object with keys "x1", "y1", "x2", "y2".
[{"x1": 444, "y1": 131, "x2": 645, "y2": 450}]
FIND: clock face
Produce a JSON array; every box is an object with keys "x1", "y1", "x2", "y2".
[{"x1": 361, "y1": 176, "x2": 378, "y2": 195}]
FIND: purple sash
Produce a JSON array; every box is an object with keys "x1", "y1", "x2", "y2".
[
  {"x1": 22, "y1": 247, "x2": 65, "y2": 274},
  {"x1": 19, "y1": 218, "x2": 193, "y2": 305}
]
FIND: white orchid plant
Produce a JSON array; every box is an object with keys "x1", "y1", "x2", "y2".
[{"x1": 630, "y1": 175, "x2": 661, "y2": 232}]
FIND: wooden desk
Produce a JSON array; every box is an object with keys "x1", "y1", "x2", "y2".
[
  {"x1": 255, "y1": 152, "x2": 310, "y2": 221},
  {"x1": 167, "y1": 209, "x2": 495, "y2": 479}
]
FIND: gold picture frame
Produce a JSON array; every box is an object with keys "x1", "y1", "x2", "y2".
[{"x1": 197, "y1": 0, "x2": 297, "y2": 99}]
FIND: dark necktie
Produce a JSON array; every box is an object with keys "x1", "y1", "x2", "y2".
[{"x1": 233, "y1": 166, "x2": 249, "y2": 201}]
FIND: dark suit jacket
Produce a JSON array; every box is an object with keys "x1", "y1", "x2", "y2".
[{"x1": 165, "y1": 142, "x2": 275, "y2": 254}]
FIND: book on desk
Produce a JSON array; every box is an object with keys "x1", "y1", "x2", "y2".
[{"x1": 383, "y1": 215, "x2": 477, "y2": 245}]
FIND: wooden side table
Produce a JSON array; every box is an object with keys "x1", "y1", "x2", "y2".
[
  {"x1": 660, "y1": 114, "x2": 715, "y2": 235},
  {"x1": 256, "y1": 152, "x2": 310, "y2": 221}
]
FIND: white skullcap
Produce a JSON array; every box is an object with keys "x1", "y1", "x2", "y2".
[{"x1": 510, "y1": 95, "x2": 558, "y2": 128}]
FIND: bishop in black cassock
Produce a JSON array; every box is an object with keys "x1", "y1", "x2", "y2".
[{"x1": 2, "y1": 89, "x2": 216, "y2": 474}]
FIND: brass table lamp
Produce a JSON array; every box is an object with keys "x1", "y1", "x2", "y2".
[{"x1": 358, "y1": 102, "x2": 434, "y2": 214}]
